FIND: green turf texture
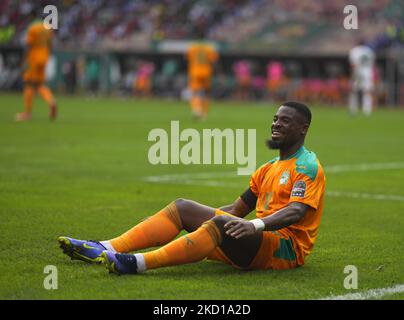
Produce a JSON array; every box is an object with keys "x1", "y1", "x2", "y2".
[{"x1": 0, "y1": 93, "x2": 403, "y2": 300}]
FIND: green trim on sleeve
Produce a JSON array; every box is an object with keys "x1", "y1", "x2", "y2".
[{"x1": 295, "y1": 148, "x2": 318, "y2": 181}]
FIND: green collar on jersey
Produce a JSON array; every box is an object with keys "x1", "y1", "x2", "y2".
[
  {"x1": 282, "y1": 146, "x2": 306, "y2": 161},
  {"x1": 267, "y1": 146, "x2": 307, "y2": 164}
]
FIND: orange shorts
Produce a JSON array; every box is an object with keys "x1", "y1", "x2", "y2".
[
  {"x1": 189, "y1": 75, "x2": 211, "y2": 91},
  {"x1": 23, "y1": 59, "x2": 47, "y2": 84},
  {"x1": 207, "y1": 209, "x2": 300, "y2": 270}
]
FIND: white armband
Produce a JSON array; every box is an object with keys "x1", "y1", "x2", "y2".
[{"x1": 250, "y1": 219, "x2": 265, "y2": 232}]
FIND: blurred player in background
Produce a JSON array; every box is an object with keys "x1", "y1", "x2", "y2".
[
  {"x1": 134, "y1": 60, "x2": 155, "y2": 97},
  {"x1": 186, "y1": 40, "x2": 218, "y2": 120},
  {"x1": 15, "y1": 10, "x2": 57, "y2": 122},
  {"x1": 348, "y1": 40, "x2": 375, "y2": 116}
]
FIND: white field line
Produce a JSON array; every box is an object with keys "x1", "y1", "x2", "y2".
[
  {"x1": 142, "y1": 161, "x2": 404, "y2": 202},
  {"x1": 320, "y1": 284, "x2": 404, "y2": 300},
  {"x1": 143, "y1": 178, "x2": 404, "y2": 202},
  {"x1": 145, "y1": 178, "x2": 232, "y2": 187},
  {"x1": 143, "y1": 161, "x2": 404, "y2": 183},
  {"x1": 327, "y1": 191, "x2": 404, "y2": 202},
  {"x1": 146, "y1": 176, "x2": 404, "y2": 202},
  {"x1": 325, "y1": 162, "x2": 404, "y2": 173},
  {"x1": 143, "y1": 171, "x2": 234, "y2": 182}
]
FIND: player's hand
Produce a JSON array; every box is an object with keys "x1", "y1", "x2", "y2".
[{"x1": 224, "y1": 219, "x2": 256, "y2": 239}]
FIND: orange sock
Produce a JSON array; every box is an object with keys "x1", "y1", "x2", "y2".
[
  {"x1": 23, "y1": 85, "x2": 35, "y2": 114},
  {"x1": 202, "y1": 98, "x2": 209, "y2": 116},
  {"x1": 191, "y1": 95, "x2": 202, "y2": 116},
  {"x1": 109, "y1": 202, "x2": 182, "y2": 253},
  {"x1": 37, "y1": 85, "x2": 55, "y2": 106},
  {"x1": 141, "y1": 220, "x2": 221, "y2": 271}
]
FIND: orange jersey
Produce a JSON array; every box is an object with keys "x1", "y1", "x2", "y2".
[
  {"x1": 26, "y1": 21, "x2": 52, "y2": 64},
  {"x1": 186, "y1": 43, "x2": 218, "y2": 78},
  {"x1": 249, "y1": 146, "x2": 326, "y2": 265}
]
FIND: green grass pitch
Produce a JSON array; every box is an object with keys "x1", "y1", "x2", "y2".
[{"x1": 0, "y1": 93, "x2": 403, "y2": 299}]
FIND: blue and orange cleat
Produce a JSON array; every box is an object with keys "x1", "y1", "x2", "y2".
[
  {"x1": 101, "y1": 251, "x2": 138, "y2": 275},
  {"x1": 58, "y1": 236, "x2": 106, "y2": 263}
]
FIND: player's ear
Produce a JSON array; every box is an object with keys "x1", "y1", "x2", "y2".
[{"x1": 301, "y1": 123, "x2": 309, "y2": 136}]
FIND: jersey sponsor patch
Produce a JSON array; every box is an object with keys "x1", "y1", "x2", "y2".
[{"x1": 291, "y1": 180, "x2": 306, "y2": 198}]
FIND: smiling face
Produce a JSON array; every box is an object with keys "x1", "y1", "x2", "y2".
[{"x1": 267, "y1": 105, "x2": 309, "y2": 150}]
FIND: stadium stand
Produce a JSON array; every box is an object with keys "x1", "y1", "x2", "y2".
[
  {"x1": 0, "y1": 0, "x2": 403, "y2": 105},
  {"x1": 1, "y1": 0, "x2": 403, "y2": 52}
]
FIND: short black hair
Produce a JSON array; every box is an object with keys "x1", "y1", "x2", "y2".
[{"x1": 281, "y1": 101, "x2": 312, "y2": 125}]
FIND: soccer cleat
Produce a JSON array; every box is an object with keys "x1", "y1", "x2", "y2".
[
  {"x1": 192, "y1": 110, "x2": 204, "y2": 121},
  {"x1": 15, "y1": 112, "x2": 31, "y2": 122},
  {"x1": 58, "y1": 236, "x2": 106, "y2": 263},
  {"x1": 101, "y1": 251, "x2": 138, "y2": 275},
  {"x1": 49, "y1": 103, "x2": 57, "y2": 121}
]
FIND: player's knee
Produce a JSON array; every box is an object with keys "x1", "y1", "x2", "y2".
[
  {"x1": 174, "y1": 198, "x2": 192, "y2": 214},
  {"x1": 210, "y1": 215, "x2": 234, "y2": 233}
]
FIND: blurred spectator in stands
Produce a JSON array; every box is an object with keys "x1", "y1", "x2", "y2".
[
  {"x1": 62, "y1": 60, "x2": 77, "y2": 94},
  {"x1": 370, "y1": 18, "x2": 404, "y2": 51},
  {"x1": 109, "y1": 57, "x2": 121, "y2": 95},
  {"x1": 266, "y1": 60, "x2": 287, "y2": 101},
  {"x1": 0, "y1": 52, "x2": 3, "y2": 75},
  {"x1": 134, "y1": 60, "x2": 155, "y2": 97},
  {"x1": 321, "y1": 79, "x2": 341, "y2": 105},
  {"x1": 251, "y1": 75, "x2": 266, "y2": 100},
  {"x1": 349, "y1": 39, "x2": 376, "y2": 116},
  {"x1": 76, "y1": 55, "x2": 86, "y2": 93},
  {"x1": 372, "y1": 65, "x2": 385, "y2": 107},
  {"x1": 233, "y1": 59, "x2": 252, "y2": 100},
  {"x1": 401, "y1": 83, "x2": 404, "y2": 106},
  {"x1": 0, "y1": 0, "x2": 400, "y2": 52},
  {"x1": 211, "y1": 66, "x2": 233, "y2": 100},
  {"x1": 155, "y1": 58, "x2": 179, "y2": 98},
  {"x1": 86, "y1": 57, "x2": 100, "y2": 95},
  {"x1": 0, "y1": 14, "x2": 15, "y2": 44},
  {"x1": 0, "y1": 51, "x2": 21, "y2": 90}
]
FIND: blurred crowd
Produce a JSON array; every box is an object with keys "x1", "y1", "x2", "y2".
[
  {"x1": 0, "y1": 0, "x2": 248, "y2": 48},
  {"x1": 0, "y1": 0, "x2": 403, "y2": 51},
  {"x1": 110, "y1": 57, "x2": 383, "y2": 106},
  {"x1": 0, "y1": 0, "x2": 402, "y2": 106}
]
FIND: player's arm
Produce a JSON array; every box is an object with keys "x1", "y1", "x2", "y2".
[
  {"x1": 259, "y1": 202, "x2": 308, "y2": 231},
  {"x1": 219, "y1": 187, "x2": 257, "y2": 218},
  {"x1": 224, "y1": 202, "x2": 309, "y2": 239}
]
